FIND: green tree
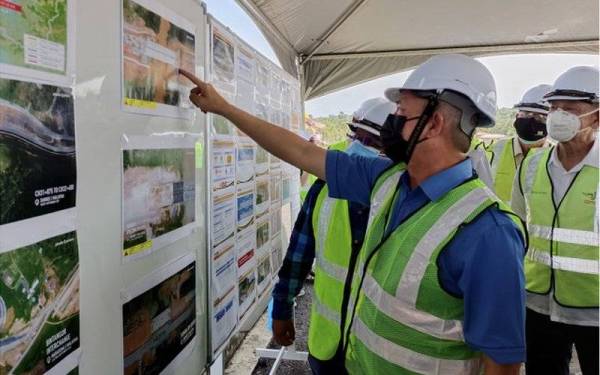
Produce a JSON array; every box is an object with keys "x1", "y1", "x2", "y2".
[{"x1": 311, "y1": 108, "x2": 518, "y2": 145}]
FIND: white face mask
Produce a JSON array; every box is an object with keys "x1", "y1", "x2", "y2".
[
  {"x1": 547, "y1": 108, "x2": 599, "y2": 143},
  {"x1": 518, "y1": 137, "x2": 543, "y2": 145}
]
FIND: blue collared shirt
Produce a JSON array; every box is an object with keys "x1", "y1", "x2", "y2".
[{"x1": 326, "y1": 151, "x2": 527, "y2": 365}]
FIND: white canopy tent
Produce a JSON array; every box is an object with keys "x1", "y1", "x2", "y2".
[{"x1": 235, "y1": 0, "x2": 599, "y2": 99}]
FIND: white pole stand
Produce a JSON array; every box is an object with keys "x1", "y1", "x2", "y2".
[
  {"x1": 256, "y1": 305, "x2": 308, "y2": 374},
  {"x1": 255, "y1": 345, "x2": 309, "y2": 375}
]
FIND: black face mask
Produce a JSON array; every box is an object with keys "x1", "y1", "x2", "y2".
[
  {"x1": 380, "y1": 114, "x2": 416, "y2": 163},
  {"x1": 514, "y1": 117, "x2": 547, "y2": 142},
  {"x1": 380, "y1": 97, "x2": 439, "y2": 164}
]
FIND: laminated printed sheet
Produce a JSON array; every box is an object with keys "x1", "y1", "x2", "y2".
[
  {"x1": 121, "y1": 134, "x2": 198, "y2": 261},
  {"x1": 254, "y1": 146, "x2": 269, "y2": 177},
  {"x1": 122, "y1": 254, "x2": 196, "y2": 375},
  {"x1": 121, "y1": 0, "x2": 196, "y2": 118},
  {"x1": 235, "y1": 144, "x2": 255, "y2": 189},
  {"x1": 255, "y1": 176, "x2": 270, "y2": 217},
  {"x1": 235, "y1": 46, "x2": 255, "y2": 115},
  {"x1": 211, "y1": 25, "x2": 235, "y2": 96},
  {"x1": 270, "y1": 236, "x2": 283, "y2": 278},
  {"x1": 236, "y1": 188, "x2": 254, "y2": 233},
  {"x1": 256, "y1": 254, "x2": 271, "y2": 296},
  {"x1": 0, "y1": 0, "x2": 75, "y2": 84},
  {"x1": 0, "y1": 75, "x2": 77, "y2": 252},
  {"x1": 211, "y1": 138, "x2": 235, "y2": 195},
  {"x1": 255, "y1": 216, "x2": 270, "y2": 257},
  {"x1": 237, "y1": 268, "x2": 256, "y2": 320},
  {"x1": 211, "y1": 287, "x2": 237, "y2": 353},
  {"x1": 211, "y1": 191, "x2": 235, "y2": 248},
  {"x1": 211, "y1": 239, "x2": 236, "y2": 307},
  {"x1": 0, "y1": 230, "x2": 81, "y2": 374},
  {"x1": 236, "y1": 227, "x2": 256, "y2": 320}
]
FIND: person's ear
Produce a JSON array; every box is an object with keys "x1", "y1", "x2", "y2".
[
  {"x1": 424, "y1": 111, "x2": 445, "y2": 139},
  {"x1": 591, "y1": 110, "x2": 599, "y2": 129}
]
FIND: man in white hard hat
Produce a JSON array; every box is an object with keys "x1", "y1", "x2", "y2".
[
  {"x1": 181, "y1": 53, "x2": 526, "y2": 374},
  {"x1": 485, "y1": 84, "x2": 552, "y2": 203},
  {"x1": 271, "y1": 98, "x2": 394, "y2": 374},
  {"x1": 511, "y1": 66, "x2": 599, "y2": 375}
]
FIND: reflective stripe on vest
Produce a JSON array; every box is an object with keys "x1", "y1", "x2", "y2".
[
  {"x1": 529, "y1": 224, "x2": 599, "y2": 247},
  {"x1": 521, "y1": 147, "x2": 599, "y2": 308},
  {"x1": 528, "y1": 248, "x2": 599, "y2": 275},
  {"x1": 346, "y1": 171, "x2": 510, "y2": 374},
  {"x1": 489, "y1": 138, "x2": 516, "y2": 203},
  {"x1": 361, "y1": 272, "x2": 464, "y2": 341},
  {"x1": 315, "y1": 196, "x2": 349, "y2": 283},
  {"x1": 352, "y1": 318, "x2": 481, "y2": 375},
  {"x1": 308, "y1": 140, "x2": 353, "y2": 360},
  {"x1": 314, "y1": 293, "x2": 342, "y2": 325}
]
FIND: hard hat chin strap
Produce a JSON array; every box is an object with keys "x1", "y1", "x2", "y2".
[{"x1": 405, "y1": 95, "x2": 439, "y2": 161}]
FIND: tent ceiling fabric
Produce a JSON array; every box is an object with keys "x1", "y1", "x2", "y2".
[{"x1": 236, "y1": 0, "x2": 599, "y2": 99}]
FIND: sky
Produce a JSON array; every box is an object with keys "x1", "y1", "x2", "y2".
[{"x1": 204, "y1": 0, "x2": 598, "y2": 117}]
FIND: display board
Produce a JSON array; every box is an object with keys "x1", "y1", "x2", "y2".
[
  {"x1": 0, "y1": 1, "x2": 301, "y2": 373},
  {"x1": 207, "y1": 17, "x2": 302, "y2": 357},
  {"x1": 1, "y1": 0, "x2": 209, "y2": 374}
]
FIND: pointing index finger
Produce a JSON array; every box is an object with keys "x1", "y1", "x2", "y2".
[{"x1": 178, "y1": 68, "x2": 205, "y2": 87}]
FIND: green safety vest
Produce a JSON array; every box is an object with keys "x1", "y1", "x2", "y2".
[
  {"x1": 342, "y1": 164, "x2": 524, "y2": 374},
  {"x1": 469, "y1": 136, "x2": 486, "y2": 152},
  {"x1": 308, "y1": 140, "x2": 353, "y2": 360},
  {"x1": 488, "y1": 138, "x2": 517, "y2": 203},
  {"x1": 519, "y1": 147, "x2": 599, "y2": 308}
]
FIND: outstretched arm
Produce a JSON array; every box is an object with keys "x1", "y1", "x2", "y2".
[{"x1": 180, "y1": 69, "x2": 327, "y2": 180}]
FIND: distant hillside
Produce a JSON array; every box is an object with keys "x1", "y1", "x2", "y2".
[{"x1": 310, "y1": 108, "x2": 518, "y2": 145}]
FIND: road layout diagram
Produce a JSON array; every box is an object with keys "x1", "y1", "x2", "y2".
[
  {"x1": 0, "y1": 0, "x2": 69, "y2": 77},
  {"x1": 0, "y1": 231, "x2": 79, "y2": 375}
]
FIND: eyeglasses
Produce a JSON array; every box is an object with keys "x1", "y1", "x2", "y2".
[
  {"x1": 516, "y1": 111, "x2": 547, "y2": 122},
  {"x1": 349, "y1": 132, "x2": 382, "y2": 148}
]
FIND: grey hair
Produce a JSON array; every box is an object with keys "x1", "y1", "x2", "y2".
[{"x1": 436, "y1": 101, "x2": 471, "y2": 153}]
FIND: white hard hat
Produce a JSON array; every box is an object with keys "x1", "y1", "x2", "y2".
[
  {"x1": 352, "y1": 98, "x2": 387, "y2": 122},
  {"x1": 514, "y1": 84, "x2": 552, "y2": 114},
  {"x1": 544, "y1": 66, "x2": 599, "y2": 102},
  {"x1": 348, "y1": 97, "x2": 395, "y2": 136},
  {"x1": 384, "y1": 54, "x2": 497, "y2": 127}
]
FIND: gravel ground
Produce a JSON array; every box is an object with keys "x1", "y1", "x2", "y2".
[{"x1": 251, "y1": 280, "x2": 314, "y2": 375}]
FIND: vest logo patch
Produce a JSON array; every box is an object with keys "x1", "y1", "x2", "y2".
[{"x1": 583, "y1": 192, "x2": 596, "y2": 205}]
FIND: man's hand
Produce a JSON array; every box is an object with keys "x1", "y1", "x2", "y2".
[
  {"x1": 179, "y1": 69, "x2": 231, "y2": 115},
  {"x1": 178, "y1": 69, "x2": 327, "y2": 181},
  {"x1": 272, "y1": 319, "x2": 295, "y2": 347},
  {"x1": 483, "y1": 355, "x2": 521, "y2": 375}
]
